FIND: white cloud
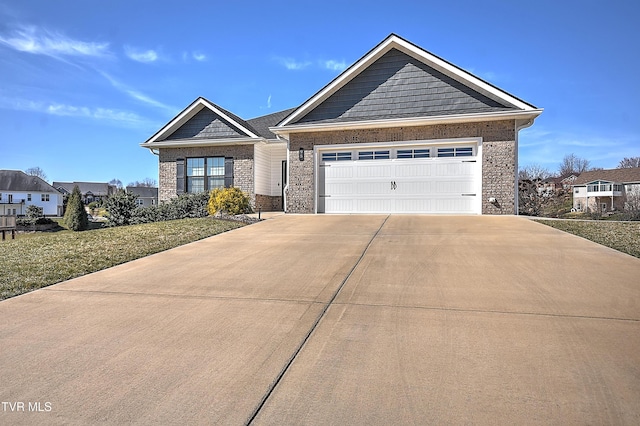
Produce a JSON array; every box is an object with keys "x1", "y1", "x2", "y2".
[
  {"x1": 323, "y1": 59, "x2": 347, "y2": 72},
  {"x1": 0, "y1": 24, "x2": 110, "y2": 59},
  {"x1": 275, "y1": 56, "x2": 312, "y2": 70},
  {"x1": 124, "y1": 45, "x2": 159, "y2": 63},
  {"x1": 192, "y1": 51, "x2": 207, "y2": 62},
  {"x1": 0, "y1": 97, "x2": 150, "y2": 127},
  {"x1": 267, "y1": 94, "x2": 272, "y2": 109},
  {"x1": 100, "y1": 72, "x2": 176, "y2": 114}
]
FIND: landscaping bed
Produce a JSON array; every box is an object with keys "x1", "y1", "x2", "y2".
[
  {"x1": 0, "y1": 217, "x2": 245, "y2": 300},
  {"x1": 536, "y1": 219, "x2": 640, "y2": 258}
]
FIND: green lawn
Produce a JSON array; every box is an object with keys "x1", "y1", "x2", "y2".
[
  {"x1": 0, "y1": 218, "x2": 245, "y2": 300},
  {"x1": 536, "y1": 219, "x2": 640, "y2": 258}
]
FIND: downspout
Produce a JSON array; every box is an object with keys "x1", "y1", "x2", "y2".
[{"x1": 276, "y1": 134, "x2": 290, "y2": 213}]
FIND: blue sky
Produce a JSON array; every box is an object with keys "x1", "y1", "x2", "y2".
[{"x1": 1, "y1": 0, "x2": 638, "y2": 185}]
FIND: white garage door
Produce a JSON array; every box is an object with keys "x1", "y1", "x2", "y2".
[{"x1": 317, "y1": 145, "x2": 480, "y2": 214}]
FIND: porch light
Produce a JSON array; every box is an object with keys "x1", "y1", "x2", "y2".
[{"x1": 299, "y1": 148, "x2": 304, "y2": 161}]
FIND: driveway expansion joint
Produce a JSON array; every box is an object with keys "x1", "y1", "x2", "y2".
[{"x1": 245, "y1": 215, "x2": 391, "y2": 425}]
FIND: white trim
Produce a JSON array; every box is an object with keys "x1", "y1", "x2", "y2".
[
  {"x1": 140, "y1": 137, "x2": 260, "y2": 149},
  {"x1": 272, "y1": 110, "x2": 542, "y2": 139},
  {"x1": 278, "y1": 34, "x2": 538, "y2": 129}
]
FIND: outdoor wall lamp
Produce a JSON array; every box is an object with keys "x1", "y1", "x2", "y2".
[{"x1": 299, "y1": 147, "x2": 304, "y2": 161}]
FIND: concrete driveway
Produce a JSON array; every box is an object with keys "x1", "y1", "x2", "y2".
[{"x1": 1, "y1": 215, "x2": 639, "y2": 425}]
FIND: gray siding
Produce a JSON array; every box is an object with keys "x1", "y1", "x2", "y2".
[
  {"x1": 167, "y1": 109, "x2": 248, "y2": 140},
  {"x1": 295, "y1": 49, "x2": 516, "y2": 125}
]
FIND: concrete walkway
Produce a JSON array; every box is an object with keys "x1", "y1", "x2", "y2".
[{"x1": 1, "y1": 215, "x2": 639, "y2": 425}]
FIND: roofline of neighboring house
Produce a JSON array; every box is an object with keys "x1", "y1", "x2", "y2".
[
  {"x1": 573, "y1": 179, "x2": 640, "y2": 186},
  {"x1": 277, "y1": 33, "x2": 539, "y2": 129},
  {"x1": 271, "y1": 109, "x2": 543, "y2": 138},
  {"x1": 142, "y1": 97, "x2": 261, "y2": 145}
]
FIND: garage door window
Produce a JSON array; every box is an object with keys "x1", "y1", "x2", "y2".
[
  {"x1": 322, "y1": 152, "x2": 352, "y2": 162},
  {"x1": 358, "y1": 150, "x2": 390, "y2": 160},
  {"x1": 397, "y1": 148, "x2": 430, "y2": 159},
  {"x1": 437, "y1": 147, "x2": 474, "y2": 157}
]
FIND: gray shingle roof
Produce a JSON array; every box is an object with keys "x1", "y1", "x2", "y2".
[
  {"x1": 126, "y1": 186, "x2": 158, "y2": 198},
  {"x1": 573, "y1": 167, "x2": 640, "y2": 185},
  {"x1": 294, "y1": 48, "x2": 517, "y2": 125},
  {"x1": 247, "y1": 108, "x2": 297, "y2": 139},
  {"x1": 53, "y1": 182, "x2": 115, "y2": 196},
  {"x1": 0, "y1": 170, "x2": 60, "y2": 193}
]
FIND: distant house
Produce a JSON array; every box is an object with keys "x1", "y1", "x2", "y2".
[
  {"x1": 0, "y1": 170, "x2": 63, "y2": 216},
  {"x1": 53, "y1": 182, "x2": 117, "y2": 204},
  {"x1": 572, "y1": 167, "x2": 640, "y2": 212},
  {"x1": 126, "y1": 186, "x2": 158, "y2": 207}
]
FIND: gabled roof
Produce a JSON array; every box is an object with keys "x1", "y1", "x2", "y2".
[
  {"x1": 274, "y1": 34, "x2": 541, "y2": 135},
  {"x1": 573, "y1": 167, "x2": 640, "y2": 185},
  {"x1": 142, "y1": 97, "x2": 262, "y2": 148},
  {"x1": 0, "y1": 170, "x2": 60, "y2": 193},
  {"x1": 53, "y1": 182, "x2": 115, "y2": 196},
  {"x1": 142, "y1": 97, "x2": 294, "y2": 148}
]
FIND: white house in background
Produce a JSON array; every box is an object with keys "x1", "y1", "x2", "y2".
[
  {"x1": 0, "y1": 170, "x2": 63, "y2": 216},
  {"x1": 571, "y1": 167, "x2": 640, "y2": 212}
]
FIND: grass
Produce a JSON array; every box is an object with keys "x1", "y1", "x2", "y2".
[
  {"x1": 536, "y1": 219, "x2": 640, "y2": 258},
  {"x1": 0, "y1": 217, "x2": 245, "y2": 300}
]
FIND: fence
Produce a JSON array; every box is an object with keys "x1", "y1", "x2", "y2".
[{"x1": 0, "y1": 215, "x2": 17, "y2": 240}]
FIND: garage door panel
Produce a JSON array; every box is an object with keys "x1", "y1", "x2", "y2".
[{"x1": 318, "y1": 152, "x2": 480, "y2": 214}]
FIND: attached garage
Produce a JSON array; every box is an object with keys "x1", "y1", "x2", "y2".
[
  {"x1": 273, "y1": 34, "x2": 542, "y2": 215},
  {"x1": 316, "y1": 140, "x2": 481, "y2": 214}
]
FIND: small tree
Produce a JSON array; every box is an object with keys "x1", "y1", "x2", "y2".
[
  {"x1": 617, "y1": 157, "x2": 640, "y2": 169},
  {"x1": 63, "y1": 185, "x2": 88, "y2": 231},
  {"x1": 104, "y1": 189, "x2": 138, "y2": 226},
  {"x1": 208, "y1": 187, "x2": 251, "y2": 215},
  {"x1": 25, "y1": 166, "x2": 47, "y2": 181}
]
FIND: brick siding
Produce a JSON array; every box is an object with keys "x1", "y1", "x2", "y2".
[
  {"x1": 158, "y1": 145, "x2": 254, "y2": 204},
  {"x1": 287, "y1": 120, "x2": 516, "y2": 214}
]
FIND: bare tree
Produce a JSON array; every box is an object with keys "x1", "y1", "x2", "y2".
[
  {"x1": 25, "y1": 167, "x2": 47, "y2": 181},
  {"x1": 617, "y1": 157, "x2": 640, "y2": 169},
  {"x1": 109, "y1": 178, "x2": 123, "y2": 189},
  {"x1": 518, "y1": 164, "x2": 552, "y2": 181},
  {"x1": 558, "y1": 154, "x2": 591, "y2": 176},
  {"x1": 128, "y1": 178, "x2": 157, "y2": 187}
]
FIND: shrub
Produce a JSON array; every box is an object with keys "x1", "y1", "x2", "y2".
[
  {"x1": 63, "y1": 185, "x2": 88, "y2": 231},
  {"x1": 26, "y1": 205, "x2": 44, "y2": 220},
  {"x1": 130, "y1": 192, "x2": 210, "y2": 224},
  {"x1": 104, "y1": 189, "x2": 138, "y2": 227},
  {"x1": 208, "y1": 187, "x2": 252, "y2": 215}
]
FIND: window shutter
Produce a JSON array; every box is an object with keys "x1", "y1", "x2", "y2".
[
  {"x1": 224, "y1": 157, "x2": 234, "y2": 188},
  {"x1": 176, "y1": 158, "x2": 185, "y2": 195}
]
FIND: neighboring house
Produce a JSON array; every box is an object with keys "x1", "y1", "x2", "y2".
[
  {"x1": 0, "y1": 170, "x2": 63, "y2": 216},
  {"x1": 142, "y1": 34, "x2": 542, "y2": 214},
  {"x1": 571, "y1": 167, "x2": 640, "y2": 213},
  {"x1": 127, "y1": 186, "x2": 158, "y2": 207},
  {"x1": 53, "y1": 182, "x2": 117, "y2": 204}
]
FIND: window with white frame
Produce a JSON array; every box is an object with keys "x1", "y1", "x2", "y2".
[
  {"x1": 358, "y1": 150, "x2": 390, "y2": 160},
  {"x1": 437, "y1": 146, "x2": 474, "y2": 157},
  {"x1": 396, "y1": 148, "x2": 430, "y2": 159},
  {"x1": 41, "y1": 194, "x2": 50, "y2": 202},
  {"x1": 321, "y1": 152, "x2": 352, "y2": 162},
  {"x1": 186, "y1": 157, "x2": 225, "y2": 193},
  {"x1": 27, "y1": 194, "x2": 32, "y2": 201}
]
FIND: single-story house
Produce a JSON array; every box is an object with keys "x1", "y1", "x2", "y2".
[
  {"x1": 53, "y1": 182, "x2": 117, "y2": 204},
  {"x1": 572, "y1": 167, "x2": 640, "y2": 212},
  {"x1": 0, "y1": 170, "x2": 63, "y2": 216},
  {"x1": 126, "y1": 186, "x2": 158, "y2": 207},
  {"x1": 142, "y1": 34, "x2": 542, "y2": 214}
]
